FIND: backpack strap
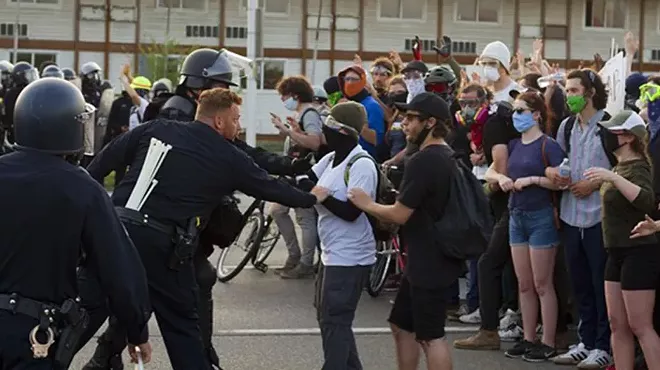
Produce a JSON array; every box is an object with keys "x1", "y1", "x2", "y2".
[
  {"x1": 563, "y1": 115, "x2": 577, "y2": 155},
  {"x1": 343, "y1": 153, "x2": 380, "y2": 190},
  {"x1": 596, "y1": 112, "x2": 618, "y2": 167},
  {"x1": 298, "y1": 107, "x2": 322, "y2": 131}
]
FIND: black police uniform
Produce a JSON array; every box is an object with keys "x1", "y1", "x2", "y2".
[
  {"x1": 0, "y1": 78, "x2": 151, "y2": 369},
  {"x1": 83, "y1": 119, "x2": 317, "y2": 370}
]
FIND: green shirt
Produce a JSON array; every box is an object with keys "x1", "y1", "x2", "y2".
[{"x1": 601, "y1": 159, "x2": 657, "y2": 248}]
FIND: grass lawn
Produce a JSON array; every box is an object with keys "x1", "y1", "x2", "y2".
[{"x1": 103, "y1": 139, "x2": 285, "y2": 191}]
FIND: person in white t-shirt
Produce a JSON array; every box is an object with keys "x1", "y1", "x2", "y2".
[
  {"x1": 300, "y1": 101, "x2": 377, "y2": 370},
  {"x1": 477, "y1": 41, "x2": 520, "y2": 103},
  {"x1": 118, "y1": 68, "x2": 151, "y2": 130}
]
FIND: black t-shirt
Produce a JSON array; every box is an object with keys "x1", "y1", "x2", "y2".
[
  {"x1": 397, "y1": 144, "x2": 464, "y2": 288},
  {"x1": 481, "y1": 113, "x2": 519, "y2": 218}
]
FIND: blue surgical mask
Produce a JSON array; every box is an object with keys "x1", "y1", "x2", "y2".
[
  {"x1": 512, "y1": 111, "x2": 536, "y2": 133},
  {"x1": 283, "y1": 97, "x2": 298, "y2": 111}
]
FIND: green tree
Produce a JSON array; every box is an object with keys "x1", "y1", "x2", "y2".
[{"x1": 139, "y1": 39, "x2": 199, "y2": 83}]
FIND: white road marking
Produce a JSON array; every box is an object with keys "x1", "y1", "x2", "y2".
[{"x1": 212, "y1": 326, "x2": 480, "y2": 336}]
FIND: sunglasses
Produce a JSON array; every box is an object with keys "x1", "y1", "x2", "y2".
[{"x1": 324, "y1": 115, "x2": 360, "y2": 138}]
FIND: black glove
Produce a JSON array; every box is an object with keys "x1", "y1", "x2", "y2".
[
  {"x1": 291, "y1": 153, "x2": 314, "y2": 175},
  {"x1": 433, "y1": 35, "x2": 452, "y2": 58}
]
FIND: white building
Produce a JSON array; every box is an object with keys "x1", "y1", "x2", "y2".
[{"x1": 0, "y1": 0, "x2": 658, "y2": 137}]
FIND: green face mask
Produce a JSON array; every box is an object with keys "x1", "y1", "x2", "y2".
[
  {"x1": 327, "y1": 91, "x2": 343, "y2": 107},
  {"x1": 567, "y1": 95, "x2": 587, "y2": 114}
]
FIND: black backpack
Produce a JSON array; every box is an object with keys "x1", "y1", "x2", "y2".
[
  {"x1": 432, "y1": 154, "x2": 493, "y2": 260},
  {"x1": 563, "y1": 113, "x2": 617, "y2": 167}
]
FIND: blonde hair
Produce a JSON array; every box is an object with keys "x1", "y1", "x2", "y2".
[{"x1": 197, "y1": 88, "x2": 243, "y2": 117}]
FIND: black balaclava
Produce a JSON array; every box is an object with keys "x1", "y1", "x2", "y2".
[{"x1": 322, "y1": 126, "x2": 357, "y2": 166}]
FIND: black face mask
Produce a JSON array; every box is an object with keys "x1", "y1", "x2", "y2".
[
  {"x1": 322, "y1": 126, "x2": 357, "y2": 163},
  {"x1": 600, "y1": 127, "x2": 624, "y2": 154},
  {"x1": 388, "y1": 91, "x2": 408, "y2": 106},
  {"x1": 412, "y1": 119, "x2": 433, "y2": 147}
]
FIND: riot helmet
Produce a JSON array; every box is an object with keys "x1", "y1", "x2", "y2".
[
  {"x1": 61, "y1": 68, "x2": 76, "y2": 81},
  {"x1": 80, "y1": 61, "x2": 102, "y2": 88},
  {"x1": 151, "y1": 78, "x2": 173, "y2": 98},
  {"x1": 424, "y1": 65, "x2": 457, "y2": 103},
  {"x1": 179, "y1": 48, "x2": 236, "y2": 90},
  {"x1": 41, "y1": 65, "x2": 64, "y2": 79},
  {"x1": 14, "y1": 78, "x2": 95, "y2": 155},
  {"x1": 0, "y1": 60, "x2": 13, "y2": 89},
  {"x1": 12, "y1": 62, "x2": 39, "y2": 87}
]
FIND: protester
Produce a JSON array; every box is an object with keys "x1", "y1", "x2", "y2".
[
  {"x1": 548, "y1": 69, "x2": 614, "y2": 368},
  {"x1": 296, "y1": 101, "x2": 378, "y2": 370},
  {"x1": 349, "y1": 92, "x2": 461, "y2": 370},
  {"x1": 370, "y1": 57, "x2": 396, "y2": 103},
  {"x1": 485, "y1": 91, "x2": 564, "y2": 361},
  {"x1": 337, "y1": 65, "x2": 385, "y2": 157},
  {"x1": 400, "y1": 60, "x2": 428, "y2": 104},
  {"x1": 477, "y1": 41, "x2": 519, "y2": 103}
]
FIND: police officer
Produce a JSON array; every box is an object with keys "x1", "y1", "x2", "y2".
[
  {"x1": 0, "y1": 60, "x2": 13, "y2": 141},
  {"x1": 40, "y1": 65, "x2": 65, "y2": 79},
  {"x1": 0, "y1": 78, "x2": 153, "y2": 369},
  {"x1": 62, "y1": 67, "x2": 76, "y2": 81},
  {"x1": 80, "y1": 61, "x2": 103, "y2": 108},
  {"x1": 3, "y1": 62, "x2": 39, "y2": 145},
  {"x1": 82, "y1": 87, "x2": 320, "y2": 370}
]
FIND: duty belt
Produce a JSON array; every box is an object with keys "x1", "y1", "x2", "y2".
[
  {"x1": 115, "y1": 207, "x2": 175, "y2": 236},
  {"x1": 0, "y1": 293, "x2": 58, "y2": 320}
]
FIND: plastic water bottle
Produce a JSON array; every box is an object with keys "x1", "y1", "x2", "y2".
[{"x1": 559, "y1": 158, "x2": 570, "y2": 178}]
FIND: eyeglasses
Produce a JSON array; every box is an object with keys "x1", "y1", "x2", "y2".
[
  {"x1": 324, "y1": 115, "x2": 360, "y2": 138},
  {"x1": 342, "y1": 76, "x2": 361, "y2": 82}
]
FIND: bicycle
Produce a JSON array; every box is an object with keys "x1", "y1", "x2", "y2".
[
  {"x1": 215, "y1": 196, "x2": 281, "y2": 283},
  {"x1": 366, "y1": 165, "x2": 407, "y2": 297}
]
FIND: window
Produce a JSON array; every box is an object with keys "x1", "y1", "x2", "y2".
[
  {"x1": 379, "y1": 0, "x2": 424, "y2": 20},
  {"x1": 451, "y1": 40, "x2": 477, "y2": 54},
  {"x1": 226, "y1": 26, "x2": 247, "y2": 39},
  {"x1": 185, "y1": 25, "x2": 219, "y2": 38},
  {"x1": 0, "y1": 23, "x2": 28, "y2": 38},
  {"x1": 157, "y1": 0, "x2": 205, "y2": 11},
  {"x1": 239, "y1": 60, "x2": 285, "y2": 90},
  {"x1": 9, "y1": 52, "x2": 57, "y2": 67},
  {"x1": 585, "y1": 0, "x2": 625, "y2": 28},
  {"x1": 456, "y1": 0, "x2": 500, "y2": 23},
  {"x1": 9, "y1": 0, "x2": 58, "y2": 4},
  {"x1": 241, "y1": 0, "x2": 289, "y2": 14},
  {"x1": 543, "y1": 25, "x2": 568, "y2": 40},
  {"x1": 404, "y1": 38, "x2": 436, "y2": 52},
  {"x1": 651, "y1": 50, "x2": 660, "y2": 62}
]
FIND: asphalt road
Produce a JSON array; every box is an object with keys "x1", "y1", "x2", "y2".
[{"x1": 72, "y1": 195, "x2": 568, "y2": 369}]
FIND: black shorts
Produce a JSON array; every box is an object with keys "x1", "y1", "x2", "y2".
[
  {"x1": 605, "y1": 245, "x2": 660, "y2": 290},
  {"x1": 388, "y1": 277, "x2": 447, "y2": 341}
]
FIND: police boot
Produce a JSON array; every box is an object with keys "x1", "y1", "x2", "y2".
[{"x1": 82, "y1": 335, "x2": 125, "y2": 370}]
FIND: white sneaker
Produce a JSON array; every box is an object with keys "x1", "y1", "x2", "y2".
[
  {"x1": 577, "y1": 349, "x2": 613, "y2": 369},
  {"x1": 552, "y1": 343, "x2": 590, "y2": 365},
  {"x1": 498, "y1": 324, "x2": 522, "y2": 342},
  {"x1": 459, "y1": 309, "x2": 481, "y2": 324},
  {"x1": 499, "y1": 309, "x2": 519, "y2": 329}
]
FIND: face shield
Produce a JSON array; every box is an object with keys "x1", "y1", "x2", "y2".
[{"x1": 23, "y1": 68, "x2": 40, "y2": 85}]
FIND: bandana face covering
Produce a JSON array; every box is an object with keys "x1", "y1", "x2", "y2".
[
  {"x1": 405, "y1": 78, "x2": 425, "y2": 103},
  {"x1": 343, "y1": 80, "x2": 366, "y2": 98}
]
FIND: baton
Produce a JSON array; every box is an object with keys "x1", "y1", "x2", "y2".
[{"x1": 134, "y1": 346, "x2": 144, "y2": 370}]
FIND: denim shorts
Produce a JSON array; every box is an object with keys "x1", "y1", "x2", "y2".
[{"x1": 509, "y1": 207, "x2": 559, "y2": 249}]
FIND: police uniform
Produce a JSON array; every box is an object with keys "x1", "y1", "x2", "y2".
[{"x1": 0, "y1": 78, "x2": 151, "y2": 369}]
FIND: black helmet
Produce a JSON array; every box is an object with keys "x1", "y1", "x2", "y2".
[
  {"x1": 12, "y1": 62, "x2": 39, "y2": 87},
  {"x1": 424, "y1": 66, "x2": 457, "y2": 101},
  {"x1": 179, "y1": 48, "x2": 236, "y2": 89},
  {"x1": 0, "y1": 60, "x2": 13, "y2": 88},
  {"x1": 41, "y1": 65, "x2": 64, "y2": 79},
  {"x1": 14, "y1": 78, "x2": 94, "y2": 155},
  {"x1": 61, "y1": 67, "x2": 76, "y2": 81}
]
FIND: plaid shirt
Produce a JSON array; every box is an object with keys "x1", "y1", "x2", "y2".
[{"x1": 556, "y1": 110, "x2": 612, "y2": 228}]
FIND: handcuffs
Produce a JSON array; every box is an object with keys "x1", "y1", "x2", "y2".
[{"x1": 29, "y1": 325, "x2": 55, "y2": 358}]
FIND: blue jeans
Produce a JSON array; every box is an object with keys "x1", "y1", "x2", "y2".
[{"x1": 561, "y1": 222, "x2": 610, "y2": 352}]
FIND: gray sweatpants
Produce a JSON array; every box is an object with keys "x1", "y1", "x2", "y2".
[{"x1": 270, "y1": 204, "x2": 318, "y2": 266}]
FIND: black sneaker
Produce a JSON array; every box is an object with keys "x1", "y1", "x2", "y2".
[
  {"x1": 522, "y1": 343, "x2": 557, "y2": 363},
  {"x1": 504, "y1": 340, "x2": 535, "y2": 359}
]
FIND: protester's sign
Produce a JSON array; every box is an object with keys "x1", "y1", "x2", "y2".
[{"x1": 599, "y1": 52, "x2": 626, "y2": 115}]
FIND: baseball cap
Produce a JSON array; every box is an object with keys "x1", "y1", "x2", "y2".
[
  {"x1": 401, "y1": 60, "x2": 428, "y2": 75},
  {"x1": 394, "y1": 92, "x2": 451, "y2": 120},
  {"x1": 599, "y1": 110, "x2": 647, "y2": 140},
  {"x1": 312, "y1": 85, "x2": 328, "y2": 100},
  {"x1": 509, "y1": 86, "x2": 528, "y2": 99}
]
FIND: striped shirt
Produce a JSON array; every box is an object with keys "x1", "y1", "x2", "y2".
[{"x1": 556, "y1": 110, "x2": 612, "y2": 228}]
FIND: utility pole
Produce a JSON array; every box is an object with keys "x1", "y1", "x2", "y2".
[
  {"x1": 245, "y1": 0, "x2": 260, "y2": 146},
  {"x1": 12, "y1": 0, "x2": 21, "y2": 63},
  {"x1": 164, "y1": 0, "x2": 172, "y2": 78},
  {"x1": 311, "y1": 0, "x2": 323, "y2": 82}
]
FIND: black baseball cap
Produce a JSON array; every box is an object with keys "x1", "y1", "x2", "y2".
[{"x1": 394, "y1": 92, "x2": 451, "y2": 120}]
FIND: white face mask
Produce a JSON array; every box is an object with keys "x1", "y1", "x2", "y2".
[
  {"x1": 482, "y1": 66, "x2": 500, "y2": 82},
  {"x1": 404, "y1": 78, "x2": 425, "y2": 103}
]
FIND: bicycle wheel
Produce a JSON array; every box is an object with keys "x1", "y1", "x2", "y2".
[
  {"x1": 216, "y1": 209, "x2": 264, "y2": 283},
  {"x1": 252, "y1": 215, "x2": 281, "y2": 268},
  {"x1": 367, "y1": 240, "x2": 394, "y2": 297}
]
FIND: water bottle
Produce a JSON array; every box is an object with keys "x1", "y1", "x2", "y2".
[{"x1": 559, "y1": 158, "x2": 570, "y2": 178}]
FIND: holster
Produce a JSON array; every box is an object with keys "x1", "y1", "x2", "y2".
[
  {"x1": 168, "y1": 217, "x2": 199, "y2": 270},
  {"x1": 53, "y1": 299, "x2": 89, "y2": 369}
]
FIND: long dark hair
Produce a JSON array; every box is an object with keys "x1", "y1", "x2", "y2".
[{"x1": 517, "y1": 90, "x2": 550, "y2": 132}]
